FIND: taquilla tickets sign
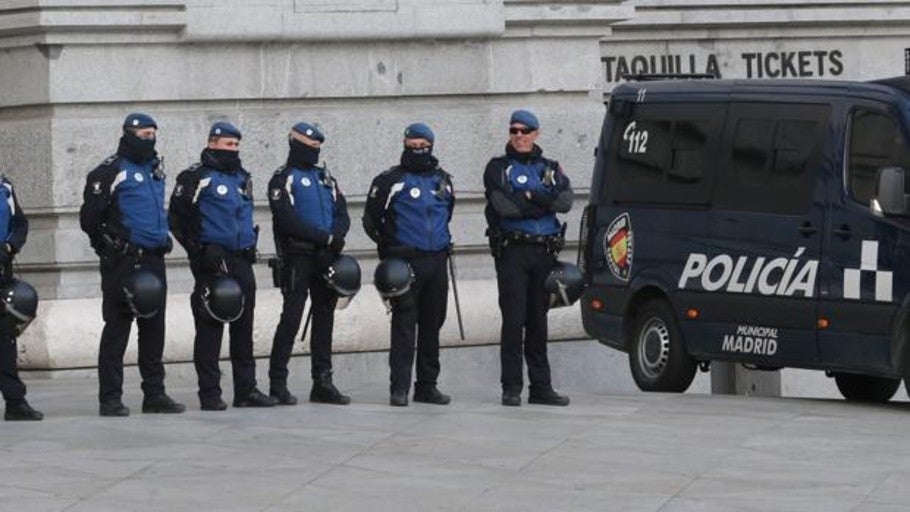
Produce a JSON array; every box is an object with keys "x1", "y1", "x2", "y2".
[{"x1": 601, "y1": 38, "x2": 910, "y2": 89}]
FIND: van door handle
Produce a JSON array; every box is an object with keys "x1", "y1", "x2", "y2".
[
  {"x1": 833, "y1": 224, "x2": 852, "y2": 240},
  {"x1": 798, "y1": 222, "x2": 818, "y2": 236}
]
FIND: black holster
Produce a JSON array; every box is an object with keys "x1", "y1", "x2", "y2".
[
  {"x1": 485, "y1": 228, "x2": 504, "y2": 259},
  {"x1": 268, "y1": 257, "x2": 283, "y2": 288}
]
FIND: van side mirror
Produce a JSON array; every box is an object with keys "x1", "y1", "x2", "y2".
[{"x1": 873, "y1": 167, "x2": 909, "y2": 216}]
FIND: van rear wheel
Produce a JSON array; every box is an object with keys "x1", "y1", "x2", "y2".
[
  {"x1": 629, "y1": 300, "x2": 696, "y2": 392},
  {"x1": 833, "y1": 372, "x2": 900, "y2": 403}
]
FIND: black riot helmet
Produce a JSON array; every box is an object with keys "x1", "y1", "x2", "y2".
[
  {"x1": 373, "y1": 258, "x2": 414, "y2": 299},
  {"x1": 325, "y1": 255, "x2": 362, "y2": 310},
  {"x1": 0, "y1": 278, "x2": 38, "y2": 335},
  {"x1": 122, "y1": 268, "x2": 165, "y2": 319},
  {"x1": 200, "y1": 275, "x2": 244, "y2": 323},
  {"x1": 544, "y1": 262, "x2": 584, "y2": 308}
]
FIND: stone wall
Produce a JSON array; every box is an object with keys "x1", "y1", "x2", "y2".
[{"x1": 0, "y1": 0, "x2": 632, "y2": 369}]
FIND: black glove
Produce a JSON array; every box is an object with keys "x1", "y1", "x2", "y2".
[
  {"x1": 100, "y1": 233, "x2": 135, "y2": 259},
  {"x1": 200, "y1": 244, "x2": 227, "y2": 274},
  {"x1": 164, "y1": 236, "x2": 173, "y2": 255},
  {"x1": 329, "y1": 235, "x2": 345, "y2": 256},
  {"x1": 243, "y1": 247, "x2": 258, "y2": 264},
  {"x1": 315, "y1": 247, "x2": 335, "y2": 271},
  {"x1": 0, "y1": 243, "x2": 13, "y2": 283},
  {"x1": 528, "y1": 191, "x2": 555, "y2": 209}
]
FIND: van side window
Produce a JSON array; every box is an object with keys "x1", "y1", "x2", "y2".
[
  {"x1": 609, "y1": 103, "x2": 723, "y2": 205},
  {"x1": 715, "y1": 103, "x2": 829, "y2": 214},
  {"x1": 847, "y1": 109, "x2": 910, "y2": 205}
]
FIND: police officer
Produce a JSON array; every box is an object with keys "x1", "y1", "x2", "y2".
[
  {"x1": 0, "y1": 175, "x2": 42, "y2": 421},
  {"x1": 483, "y1": 110, "x2": 573, "y2": 407},
  {"x1": 363, "y1": 123, "x2": 454, "y2": 407},
  {"x1": 79, "y1": 113, "x2": 184, "y2": 417},
  {"x1": 268, "y1": 122, "x2": 351, "y2": 406},
  {"x1": 169, "y1": 121, "x2": 277, "y2": 411}
]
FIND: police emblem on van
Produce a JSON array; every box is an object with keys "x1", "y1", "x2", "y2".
[{"x1": 604, "y1": 213, "x2": 633, "y2": 281}]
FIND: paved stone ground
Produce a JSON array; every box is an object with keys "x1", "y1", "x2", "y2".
[{"x1": 3, "y1": 341, "x2": 910, "y2": 511}]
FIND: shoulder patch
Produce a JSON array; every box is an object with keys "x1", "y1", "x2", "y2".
[
  {"x1": 273, "y1": 165, "x2": 288, "y2": 176},
  {"x1": 101, "y1": 154, "x2": 118, "y2": 166}
]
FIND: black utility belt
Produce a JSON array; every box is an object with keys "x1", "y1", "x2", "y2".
[
  {"x1": 502, "y1": 233, "x2": 560, "y2": 246},
  {"x1": 132, "y1": 245, "x2": 168, "y2": 256},
  {"x1": 280, "y1": 239, "x2": 318, "y2": 255}
]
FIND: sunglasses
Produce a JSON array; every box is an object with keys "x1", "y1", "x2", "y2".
[{"x1": 509, "y1": 127, "x2": 535, "y2": 135}]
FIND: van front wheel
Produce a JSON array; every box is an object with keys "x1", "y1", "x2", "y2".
[
  {"x1": 833, "y1": 372, "x2": 900, "y2": 403},
  {"x1": 629, "y1": 301, "x2": 696, "y2": 392}
]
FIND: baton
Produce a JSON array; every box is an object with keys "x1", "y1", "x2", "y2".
[
  {"x1": 448, "y1": 253, "x2": 465, "y2": 341},
  {"x1": 300, "y1": 306, "x2": 313, "y2": 342}
]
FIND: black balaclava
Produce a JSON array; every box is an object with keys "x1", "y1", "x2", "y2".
[
  {"x1": 202, "y1": 148, "x2": 242, "y2": 173},
  {"x1": 119, "y1": 131, "x2": 157, "y2": 163},
  {"x1": 287, "y1": 138, "x2": 320, "y2": 168},
  {"x1": 400, "y1": 145, "x2": 437, "y2": 172}
]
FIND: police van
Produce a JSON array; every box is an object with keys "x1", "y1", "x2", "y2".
[{"x1": 579, "y1": 75, "x2": 910, "y2": 402}]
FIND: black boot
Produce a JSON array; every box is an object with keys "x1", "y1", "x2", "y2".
[
  {"x1": 233, "y1": 388, "x2": 278, "y2": 408},
  {"x1": 389, "y1": 389, "x2": 409, "y2": 407},
  {"x1": 501, "y1": 389, "x2": 521, "y2": 407},
  {"x1": 528, "y1": 386, "x2": 570, "y2": 406},
  {"x1": 270, "y1": 386, "x2": 298, "y2": 406},
  {"x1": 5, "y1": 400, "x2": 43, "y2": 421},
  {"x1": 413, "y1": 386, "x2": 451, "y2": 405},
  {"x1": 99, "y1": 399, "x2": 130, "y2": 417},
  {"x1": 310, "y1": 373, "x2": 350, "y2": 405},
  {"x1": 142, "y1": 393, "x2": 186, "y2": 414},
  {"x1": 200, "y1": 396, "x2": 228, "y2": 411}
]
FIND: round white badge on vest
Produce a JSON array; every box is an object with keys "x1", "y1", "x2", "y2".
[
  {"x1": 517, "y1": 175, "x2": 528, "y2": 185},
  {"x1": 216, "y1": 184, "x2": 228, "y2": 196},
  {"x1": 410, "y1": 187, "x2": 421, "y2": 199},
  {"x1": 301, "y1": 177, "x2": 312, "y2": 187},
  {"x1": 134, "y1": 172, "x2": 144, "y2": 182}
]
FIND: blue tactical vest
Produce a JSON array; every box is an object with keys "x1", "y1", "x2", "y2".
[
  {"x1": 0, "y1": 181, "x2": 13, "y2": 243},
  {"x1": 390, "y1": 171, "x2": 451, "y2": 252},
  {"x1": 286, "y1": 166, "x2": 335, "y2": 232},
  {"x1": 113, "y1": 158, "x2": 169, "y2": 249},
  {"x1": 499, "y1": 158, "x2": 562, "y2": 236},
  {"x1": 196, "y1": 168, "x2": 257, "y2": 251}
]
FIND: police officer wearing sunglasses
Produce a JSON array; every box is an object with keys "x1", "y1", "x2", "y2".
[
  {"x1": 483, "y1": 110, "x2": 574, "y2": 407},
  {"x1": 79, "y1": 113, "x2": 184, "y2": 417}
]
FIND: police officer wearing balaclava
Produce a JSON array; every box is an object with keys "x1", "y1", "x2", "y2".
[
  {"x1": 0, "y1": 173, "x2": 42, "y2": 421},
  {"x1": 268, "y1": 122, "x2": 351, "y2": 406},
  {"x1": 483, "y1": 110, "x2": 573, "y2": 407},
  {"x1": 169, "y1": 121, "x2": 277, "y2": 411},
  {"x1": 363, "y1": 123, "x2": 455, "y2": 407},
  {"x1": 79, "y1": 113, "x2": 185, "y2": 417}
]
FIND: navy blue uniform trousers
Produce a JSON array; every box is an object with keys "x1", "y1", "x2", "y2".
[
  {"x1": 495, "y1": 244, "x2": 553, "y2": 393},
  {"x1": 191, "y1": 253, "x2": 257, "y2": 401},
  {"x1": 389, "y1": 250, "x2": 448, "y2": 393}
]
